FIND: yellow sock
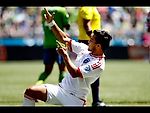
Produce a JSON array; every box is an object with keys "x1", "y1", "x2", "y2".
[{"x1": 36, "y1": 80, "x2": 44, "y2": 85}]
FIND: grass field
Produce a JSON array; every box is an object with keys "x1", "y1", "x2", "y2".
[{"x1": 0, "y1": 59, "x2": 150, "y2": 106}]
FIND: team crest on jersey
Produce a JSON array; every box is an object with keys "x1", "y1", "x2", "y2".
[
  {"x1": 84, "y1": 65, "x2": 91, "y2": 72},
  {"x1": 83, "y1": 58, "x2": 90, "y2": 64}
]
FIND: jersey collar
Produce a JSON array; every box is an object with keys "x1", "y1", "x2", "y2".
[{"x1": 89, "y1": 53, "x2": 105, "y2": 58}]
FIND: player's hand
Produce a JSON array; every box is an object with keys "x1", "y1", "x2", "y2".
[
  {"x1": 44, "y1": 8, "x2": 54, "y2": 23},
  {"x1": 56, "y1": 47, "x2": 68, "y2": 58}
]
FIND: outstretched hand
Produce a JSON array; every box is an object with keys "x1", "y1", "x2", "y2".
[
  {"x1": 56, "y1": 47, "x2": 68, "y2": 58},
  {"x1": 44, "y1": 8, "x2": 54, "y2": 23}
]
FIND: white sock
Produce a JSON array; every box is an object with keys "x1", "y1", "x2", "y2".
[{"x1": 22, "y1": 97, "x2": 35, "y2": 106}]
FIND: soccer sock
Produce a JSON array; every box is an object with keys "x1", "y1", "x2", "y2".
[
  {"x1": 38, "y1": 72, "x2": 49, "y2": 81},
  {"x1": 91, "y1": 78, "x2": 100, "y2": 103},
  {"x1": 59, "y1": 71, "x2": 67, "y2": 83},
  {"x1": 36, "y1": 80, "x2": 44, "y2": 85},
  {"x1": 36, "y1": 72, "x2": 48, "y2": 85},
  {"x1": 22, "y1": 97, "x2": 35, "y2": 106}
]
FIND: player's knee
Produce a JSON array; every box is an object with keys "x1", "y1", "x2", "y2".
[
  {"x1": 24, "y1": 85, "x2": 47, "y2": 102},
  {"x1": 24, "y1": 86, "x2": 39, "y2": 102},
  {"x1": 24, "y1": 86, "x2": 34, "y2": 97},
  {"x1": 24, "y1": 86, "x2": 39, "y2": 98}
]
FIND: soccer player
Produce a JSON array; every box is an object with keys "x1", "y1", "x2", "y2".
[
  {"x1": 77, "y1": 6, "x2": 105, "y2": 106},
  {"x1": 146, "y1": 11, "x2": 150, "y2": 32},
  {"x1": 142, "y1": 11, "x2": 150, "y2": 47},
  {"x1": 22, "y1": 8, "x2": 112, "y2": 106},
  {"x1": 146, "y1": 11, "x2": 150, "y2": 63},
  {"x1": 36, "y1": 7, "x2": 70, "y2": 85}
]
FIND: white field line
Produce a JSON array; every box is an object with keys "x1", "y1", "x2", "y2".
[{"x1": 106, "y1": 104, "x2": 150, "y2": 107}]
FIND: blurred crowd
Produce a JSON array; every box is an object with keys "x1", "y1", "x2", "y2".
[
  {"x1": 0, "y1": 7, "x2": 43, "y2": 39},
  {"x1": 97, "y1": 7, "x2": 149, "y2": 47},
  {"x1": 0, "y1": 6, "x2": 150, "y2": 47}
]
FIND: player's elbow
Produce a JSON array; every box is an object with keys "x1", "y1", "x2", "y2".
[{"x1": 70, "y1": 68, "x2": 83, "y2": 78}]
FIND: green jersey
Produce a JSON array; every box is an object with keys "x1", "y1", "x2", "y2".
[{"x1": 41, "y1": 7, "x2": 70, "y2": 48}]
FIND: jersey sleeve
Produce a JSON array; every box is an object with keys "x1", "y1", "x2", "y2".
[
  {"x1": 68, "y1": 40, "x2": 88, "y2": 54},
  {"x1": 80, "y1": 7, "x2": 93, "y2": 20},
  {"x1": 77, "y1": 58, "x2": 104, "y2": 78}
]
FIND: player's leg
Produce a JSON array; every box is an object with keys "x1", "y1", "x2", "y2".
[
  {"x1": 22, "y1": 85, "x2": 47, "y2": 106},
  {"x1": 56, "y1": 52, "x2": 67, "y2": 83},
  {"x1": 36, "y1": 48, "x2": 55, "y2": 85},
  {"x1": 45, "y1": 84, "x2": 85, "y2": 106},
  {"x1": 91, "y1": 78, "x2": 105, "y2": 107},
  {"x1": 91, "y1": 78, "x2": 100, "y2": 106}
]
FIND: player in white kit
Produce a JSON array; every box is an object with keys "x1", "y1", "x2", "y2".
[{"x1": 22, "y1": 8, "x2": 112, "y2": 106}]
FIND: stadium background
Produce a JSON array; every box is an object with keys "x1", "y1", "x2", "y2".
[{"x1": 0, "y1": 6, "x2": 150, "y2": 106}]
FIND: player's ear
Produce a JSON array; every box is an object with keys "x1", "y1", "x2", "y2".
[{"x1": 97, "y1": 44, "x2": 101, "y2": 48}]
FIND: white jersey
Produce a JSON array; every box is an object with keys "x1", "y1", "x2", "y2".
[{"x1": 59, "y1": 40, "x2": 105, "y2": 100}]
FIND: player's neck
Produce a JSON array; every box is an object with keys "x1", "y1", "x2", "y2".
[{"x1": 91, "y1": 49, "x2": 103, "y2": 57}]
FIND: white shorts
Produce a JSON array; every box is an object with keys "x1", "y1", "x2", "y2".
[{"x1": 43, "y1": 84, "x2": 86, "y2": 106}]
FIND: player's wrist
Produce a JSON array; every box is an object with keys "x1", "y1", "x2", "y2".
[{"x1": 47, "y1": 20, "x2": 55, "y2": 30}]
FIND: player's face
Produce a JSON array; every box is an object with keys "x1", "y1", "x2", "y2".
[{"x1": 88, "y1": 34, "x2": 97, "y2": 51}]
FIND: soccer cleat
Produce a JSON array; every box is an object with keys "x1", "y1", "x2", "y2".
[
  {"x1": 92, "y1": 100, "x2": 106, "y2": 107},
  {"x1": 36, "y1": 80, "x2": 44, "y2": 85}
]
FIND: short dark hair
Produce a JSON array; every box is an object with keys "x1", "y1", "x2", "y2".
[{"x1": 93, "y1": 30, "x2": 112, "y2": 51}]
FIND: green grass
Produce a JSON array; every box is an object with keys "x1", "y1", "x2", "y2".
[{"x1": 0, "y1": 60, "x2": 150, "y2": 106}]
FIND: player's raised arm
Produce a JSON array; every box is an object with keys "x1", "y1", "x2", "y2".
[{"x1": 44, "y1": 8, "x2": 70, "y2": 44}]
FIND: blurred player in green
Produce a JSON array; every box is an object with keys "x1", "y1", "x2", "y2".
[
  {"x1": 77, "y1": 6, "x2": 105, "y2": 107},
  {"x1": 146, "y1": 11, "x2": 150, "y2": 32},
  {"x1": 36, "y1": 7, "x2": 70, "y2": 85}
]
